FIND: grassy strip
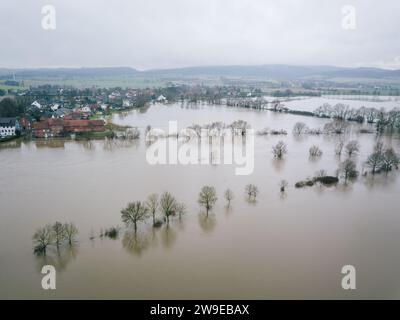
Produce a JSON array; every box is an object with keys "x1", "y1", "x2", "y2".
[{"x1": 74, "y1": 130, "x2": 115, "y2": 140}]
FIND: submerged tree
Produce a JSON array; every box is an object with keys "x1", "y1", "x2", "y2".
[
  {"x1": 272, "y1": 141, "x2": 287, "y2": 159},
  {"x1": 224, "y1": 189, "x2": 234, "y2": 205},
  {"x1": 245, "y1": 184, "x2": 259, "y2": 201},
  {"x1": 52, "y1": 221, "x2": 65, "y2": 249},
  {"x1": 381, "y1": 147, "x2": 400, "y2": 172},
  {"x1": 64, "y1": 223, "x2": 78, "y2": 245},
  {"x1": 32, "y1": 225, "x2": 54, "y2": 255},
  {"x1": 279, "y1": 180, "x2": 288, "y2": 192},
  {"x1": 364, "y1": 142, "x2": 399, "y2": 174},
  {"x1": 335, "y1": 141, "x2": 345, "y2": 157},
  {"x1": 292, "y1": 122, "x2": 308, "y2": 135},
  {"x1": 309, "y1": 145, "x2": 323, "y2": 158},
  {"x1": 121, "y1": 201, "x2": 149, "y2": 232},
  {"x1": 175, "y1": 202, "x2": 186, "y2": 221},
  {"x1": 323, "y1": 118, "x2": 349, "y2": 134},
  {"x1": 365, "y1": 146, "x2": 384, "y2": 174},
  {"x1": 338, "y1": 159, "x2": 359, "y2": 182},
  {"x1": 160, "y1": 192, "x2": 178, "y2": 225},
  {"x1": 198, "y1": 186, "x2": 218, "y2": 216},
  {"x1": 146, "y1": 193, "x2": 159, "y2": 226},
  {"x1": 345, "y1": 140, "x2": 360, "y2": 157}
]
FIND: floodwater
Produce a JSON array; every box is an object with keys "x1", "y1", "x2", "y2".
[
  {"x1": 1, "y1": 102, "x2": 400, "y2": 299},
  {"x1": 265, "y1": 95, "x2": 400, "y2": 112}
]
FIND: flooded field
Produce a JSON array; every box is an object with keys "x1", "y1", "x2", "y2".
[{"x1": 1, "y1": 102, "x2": 400, "y2": 299}]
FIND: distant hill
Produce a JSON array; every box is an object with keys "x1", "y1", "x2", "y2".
[
  {"x1": 0, "y1": 67, "x2": 139, "y2": 79},
  {"x1": 1, "y1": 65, "x2": 400, "y2": 81},
  {"x1": 143, "y1": 65, "x2": 400, "y2": 80}
]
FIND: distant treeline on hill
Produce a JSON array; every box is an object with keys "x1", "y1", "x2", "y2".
[{"x1": 1, "y1": 65, "x2": 400, "y2": 80}]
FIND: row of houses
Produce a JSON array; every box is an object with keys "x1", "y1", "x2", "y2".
[
  {"x1": 32, "y1": 118, "x2": 105, "y2": 138},
  {"x1": 1, "y1": 117, "x2": 106, "y2": 139}
]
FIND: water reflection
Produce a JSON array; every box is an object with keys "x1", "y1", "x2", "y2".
[
  {"x1": 363, "y1": 170, "x2": 400, "y2": 190},
  {"x1": 35, "y1": 139, "x2": 66, "y2": 149},
  {"x1": 102, "y1": 138, "x2": 139, "y2": 151},
  {"x1": 122, "y1": 230, "x2": 150, "y2": 257},
  {"x1": 198, "y1": 212, "x2": 217, "y2": 233},
  {"x1": 34, "y1": 245, "x2": 79, "y2": 274},
  {"x1": 160, "y1": 224, "x2": 178, "y2": 249},
  {"x1": 271, "y1": 158, "x2": 286, "y2": 172},
  {"x1": 224, "y1": 204, "x2": 233, "y2": 217}
]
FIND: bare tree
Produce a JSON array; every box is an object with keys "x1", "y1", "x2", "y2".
[
  {"x1": 121, "y1": 201, "x2": 149, "y2": 232},
  {"x1": 230, "y1": 120, "x2": 250, "y2": 136},
  {"x1": 293, "y1": 122, "x2": 308, "y2": 135},
  {"x1": 245, "y1": 184, "x2": 259, "y2": 201},
  {"x1": 160, "y1": 192, "x2": 178, "y2": 225},
  {"x1": 335, "y1": 141, "x2": 345, "y2": 157},
  {"x1": 52, "y1": 221, "x2": 65, "y2": 249},
  {"x1": 175, "y1": 203, "x2": 186, "y2": 221},
  {"x1": 324, "y1": 119, "x2": 349, "y2": 134},
  {"x1": 365, "y1": 144, "x2": 384, "y2": 174},
  {"x1": 309, "y1": 145, "x2": 323, "y2": 158},
  {"x1": 338, "y1": 159, "x2": 359, "y2": 182},
  {"x1": 345, "y1": 140, "x2": 360, "y2": 157},
  {"x1": 146, "y1": 193, "x2": 159, "y2": 226},
  {"x1": 32, "y1": 224, "x2": 54, "y2": 255},
  {"x1": 224, "y1": 189, "x2": 234, "y2": 205},
  {"x1": 272, "y1": 141, "x2": 287, "y2": 159},
  {"x1": 279, "y1": 180, "x2": 288, "y2": 192},
  {"x1": 64, "y1": 222, "x2": 78, "y2": 245},
  {"x1": 381, "y1": 147, "x2": 400, "y2": 172},
  {"x1": 198, "y1": 186, "x2": 218, "y2": 216}
]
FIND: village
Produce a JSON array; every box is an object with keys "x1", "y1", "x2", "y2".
[
  {"x1": 0, "y1": 85, "x2": 171, "y2": 140},
  {"x1": 0, "y1": 82, "x2": 285, "y2": 142}
]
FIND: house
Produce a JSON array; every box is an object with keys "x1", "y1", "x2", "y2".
[
  {"x1": 50, "y1": 104, "x2": 60, "y2": 111},
  {"x1": 122, "y1": 99, "x2": 132, "y2": 108},
  {"x1": 81, "y1": 106, "x2": 91, "y2": 113},
  {"x1": 156, "y1": 94, "x2": 167, "y2": 102},
  {"x1": 53, "y1": 107, "x2": 71, "y2": 118},
  {"x1": 0, "y1": 118, "x2": 19, "y2": 138},
  {"x1": 31, "y1": 101, "x2": 42, "y2": 109}
]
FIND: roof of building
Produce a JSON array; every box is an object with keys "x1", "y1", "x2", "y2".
[
  {"x1": 63, "y1": 120, "x2": 104, "y2": 127},
  {"x1": 0, "y1": 117, "x2": 17, "y2": 126}
]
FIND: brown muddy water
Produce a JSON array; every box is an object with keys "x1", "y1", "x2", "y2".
[{"x1": 1, "y1": 102, "x2": 400, "y2": 299}]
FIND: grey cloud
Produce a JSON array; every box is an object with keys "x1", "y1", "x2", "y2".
[{"x1": 0, "y1": 0, "x2": 399, "y2": 69}]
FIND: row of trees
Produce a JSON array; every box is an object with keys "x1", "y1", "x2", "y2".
[
  {"x1": 335, "y1": 142, "x2": 399, "y2": 181},
  {"x1": 121, "y1": 192, "x2": 186, "y2": 233},
  {"x1": 32, "y1": 222, "x2": 78, "y2": 255},
  {"x1": 0, "y1": 97, "x2": 26, "y2": 117},
  {"x1": 366, "y1": 142, "x2": 400, "y2": 174},
  {"x1": 120, "y1": 184, "x2": 262, "y2": 233},
  {"x1": 313, "y1": 103, "x2": 400, "y2": 133},
  {"x1": 271, "y1": 136, "x2": 398, "y2": 181},
  {"x1": 293, "y1": 120, "x2": 350, "y2": 135}
]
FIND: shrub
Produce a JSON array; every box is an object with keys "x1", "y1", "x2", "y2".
[{"x1": 313, "y1": 176, "x2": 339, "y2": 185}]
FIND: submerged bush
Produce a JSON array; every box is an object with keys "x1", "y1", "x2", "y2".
[
  {"x1": 104, "y1": 227, "x2": 120, "y2": 239},
  {"x1": 295, "y1": 180, "x2": 315, "y2": 188},
  {"x1": 314, "y1": 176, "x2": 339, "y2": 185}
]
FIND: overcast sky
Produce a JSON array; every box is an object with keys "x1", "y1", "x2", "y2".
[{"x1": 1, "y1": 0, "x2": 399, "y2": 70}]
